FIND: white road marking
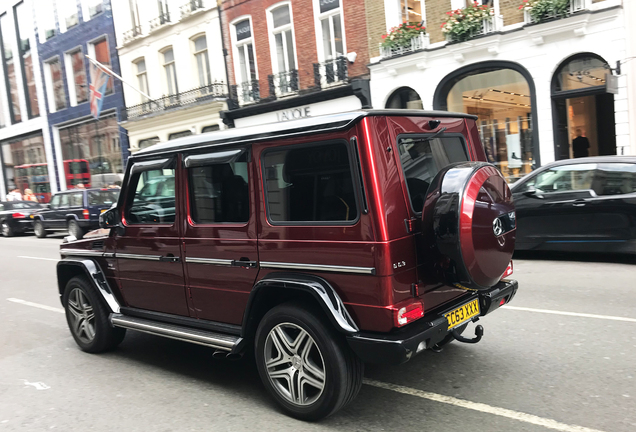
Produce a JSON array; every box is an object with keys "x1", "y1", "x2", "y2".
[
  {"x1": 17, "y1": 255, "x2": 58, "y2": 261},
  {"x1": 7, "y1": 298, "x2": 64, "y2": 314},
  {"x1": 21, "y1": 380, "x2": 50, "y2": 390},
  {"x1": 502, "y1": 305, "x2": 636, "y2": 323},
  {"x1": 364, "y1": 379, "x2": 606, "y2": 432}
]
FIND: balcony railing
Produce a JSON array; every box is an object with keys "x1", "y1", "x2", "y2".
[
  {"x1": 268, "y1": 70, "x2": 299, "y2": 97},
  {"x1": 380, "y1": 33, "x2": 429, "y2": 59},
  {"x1": 446, "y1": 15, "x2": 503, "y2": 42},
  {"x1": 123, "y1": 25, "x2": 142, "y2": 44},
  {"x1": 149, "y1": 12, "x2": 171, "y2": 31},
  {"x1": 313, "y1": 56, "x2": 348, "y2": 89},
  {"x1": 181, "y1": 0, "x2": 204, "y2": 17},
  {"x1": 230, "y1": 81, "x2": 260, "y2": 106},
  {"x1": 523, "y1": 0, "x2": 590, "y2": 24},
  {"x1": 122, "y1": 82, "x2": 227, "y2": 121}
]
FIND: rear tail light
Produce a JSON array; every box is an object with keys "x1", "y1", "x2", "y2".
[
  {"x1": 395, "y1": 301, "x2": 424, "y2": 327},
  {"x1": 82, "y1": 209, "x2": 89, "y2": 219},
  {"x1": 501, "y1": 260, "x2": 513, "y2": 279},
  {"x1": 12, "y1": 212, "x2": 25, "y2": 219}
]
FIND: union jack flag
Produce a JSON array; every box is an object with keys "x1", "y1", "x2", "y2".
[{"x1": 89, "y1": 61, "x2": 110, "y2": 119}]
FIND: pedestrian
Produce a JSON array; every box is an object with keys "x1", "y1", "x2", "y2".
[
  {"x1": 572, "y1": 129, "x2": 590, "y2": 158},
  {"x1": 23, "y1": 188, "x2": 38, "y2": 202},
  {"x1": 6, "y1": 188, "x2": 22, "y2": 201}
]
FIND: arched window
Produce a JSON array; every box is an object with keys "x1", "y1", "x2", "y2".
[
  {"x1": 434, "y1": 61, "x2": 537, "y2": 182},
  {"x1": 385, "y1": 87, "x2": 422, "y2": 109}
]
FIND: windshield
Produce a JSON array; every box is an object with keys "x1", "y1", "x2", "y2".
[
  {"x1": 88, "y1": 190, "x2": 119, "y2": 206},
  {"x1": 397, "y1": 135, "x2": 469, "y2": 212}
]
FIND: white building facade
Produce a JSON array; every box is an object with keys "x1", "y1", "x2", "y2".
[
  {"x1": 0, "y1": 0, "x2": 53, "y2": 201},
  {"x1": 370, "y1": 0, "x2": 631, "y2": 182},
  {"x1": 112, "y1": 0, "x2": 228, "y2": 152}
]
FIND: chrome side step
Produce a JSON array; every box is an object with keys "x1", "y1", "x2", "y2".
[{"x1": 110, "y1": 314, "x2": 241, "y2": 352}]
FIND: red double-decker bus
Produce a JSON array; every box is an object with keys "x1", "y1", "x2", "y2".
[
  {"x1": 63, "y1": 159, "x2": 91, "y2": 189},
  {"x1": 14, "y1": 163, "x2": 52, "y2": 203}
]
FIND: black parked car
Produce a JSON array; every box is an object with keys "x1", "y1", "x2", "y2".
[
  {"x1": 0, "y1": 201, "x2": 43, "y2": 237},
  {"x1": 511, "y1": 156, "x2": 636, "y2": 254},
  {"x1": 33, "y1": 188, "x2": 119, "y2": 239}
]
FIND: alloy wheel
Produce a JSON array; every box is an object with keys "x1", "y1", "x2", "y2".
[
  {"x1": 2, "y1": 222, "x2": 8, "y2": 236},
  {"x1": 66, "y1": 288, "x2": 96, "y2": 344},
  {"x1": 264, "y1": 323, "x2": 326, "y2": 406}
]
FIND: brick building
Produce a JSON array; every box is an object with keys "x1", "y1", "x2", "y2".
[
  {"x1": 219, "y1": 0, "x2": 373, "y2": 128},
  {"x1": 367, "y1": 0, "x2": 633, "y2": 182}
]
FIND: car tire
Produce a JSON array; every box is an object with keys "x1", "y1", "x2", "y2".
[
  {"x1": 255, "y1": 302, "x2": 363, "y2": 421},
  {"x1": 34, "y1": 220, "x2": 47, "y2": 238},
  {"x1": 62, "y1": 276, "x2": 126, "y2": 353},
  {"x1": 1, "y1": 220, "x2": 14, "y2": 237},
  {"x1": 68, "y1": 219, "x2": 84, "y2": 239}
]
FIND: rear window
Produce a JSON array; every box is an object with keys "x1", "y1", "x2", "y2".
[
  {"x1": 88, "y1": 190, "x2": 119, "y2": 206},
  {"x1": 262, "y1": 142, "x2": 358, "y2": 224},
  {"x1": 397, "y1": 135, "x2": 469, "y2": 212}
]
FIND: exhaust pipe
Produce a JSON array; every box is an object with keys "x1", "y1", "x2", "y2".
[{"x1": 212, "y1": 350, "x2": 243, "y2": 361}]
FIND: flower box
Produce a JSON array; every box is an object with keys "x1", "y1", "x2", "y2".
[{"x1": 380, "y1": 33, "x2": 429, "y2": 59}]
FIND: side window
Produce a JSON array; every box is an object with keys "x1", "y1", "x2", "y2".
[
  {"x1": 397, "y1": 135, "x2": 469, "y2": 212},
  {"x1": 58, "y1": 194, "x2": 70, "y2": 208},
  {"x1": 125, "y1": 169, "x2": 176, "y2": 224},
  {"x1": 534, "y1": 164, "x2": 596, "y2": 194},
  {"x1": 69, "y1": 192, "x2": 84, "y2": 207},
  {"x1": 189, "y1": 160, "x2": 249, "y2": 223},
  {"x1": 262, "y1": 142, "x2": 358, "y2": 223},
  {"x1": 592, "y1": 163, "x2": 636, "y2": 196},
  {"x1": 49, "y1": 195, "x2": 60, "y2": 209}
]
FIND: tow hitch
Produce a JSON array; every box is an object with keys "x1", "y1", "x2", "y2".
[{"x1": 452, "y1": 324, "x2": 484, "y2": 344}]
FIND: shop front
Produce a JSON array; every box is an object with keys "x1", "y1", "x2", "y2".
[{"x1": 0, "y1": 132, "x2": 53, "y2": 203}]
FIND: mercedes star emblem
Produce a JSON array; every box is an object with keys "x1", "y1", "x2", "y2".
[{"x1": 493, "y1": 217, "x2": 504, "y2": 237}]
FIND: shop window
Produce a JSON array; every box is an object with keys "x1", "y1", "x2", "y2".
[
  {"x1": 14, "y1": 2, "x2": 39, "y2": 118},
  {"x1": 46, "y1": 57, "x2": 66, "y2": 112},
  {"x1": 386, "y1": 87, "x2": 422, "y2": 109},
  {"x1": 314, "y1": 0, "x2": 345, "y2": 62},
  {"x1": 436, "y1": 65, "x2": 535, "y2": 182},
  {"x1": 262, "y1": 142, "x2": 358, "y2": 223},
  {"x1": 553, "y1": 56, "x2": 609, "y2": 92},
  {"x1": 1, "y1": 134, "x2": 52, "y2": 203},
  {"x1": 91, "y1": 38, "x2": 113, "y2": 94},
  {"x1": 193, "y1": 36, "x2": 211, "y2": 88},
  {"x1": 66, "y1": 48, "x2": 88, "y2": 105},
  {"x1": 0, "y1": 13, "x2": 21, "y2": 123}
]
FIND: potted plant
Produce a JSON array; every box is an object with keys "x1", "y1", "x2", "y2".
[
  {"x1": 442, "y1": 1, "x2": 494, "y2": 43},
  {"x1": 520, "y1": 0, "x2": 570, "y2": 23},
  {"x1": 380, "y1": 22, "x2": 427, "y2": 56}
]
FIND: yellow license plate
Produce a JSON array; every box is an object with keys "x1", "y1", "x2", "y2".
[{"x1": 444, "y1": 299, "x2": 480, "y2": 329}]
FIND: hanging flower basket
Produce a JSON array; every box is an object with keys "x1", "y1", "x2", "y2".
[{"x1": 442, "y1": 1, "x2": 494, "y2": 43}]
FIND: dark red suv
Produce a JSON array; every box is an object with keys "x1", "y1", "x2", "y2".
[{"x1": 57, "y1": 110, "x2": 517, "y2": 420}]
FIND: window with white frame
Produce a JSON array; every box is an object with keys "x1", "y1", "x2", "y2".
[
  {"x1": 90, "y1": 37, "x2": 113, "y2": 94},
  {"x1": 193, "y1": 36, "x2": 211, "y2": 87},
  {"x1": 232, "y1": 18, "x2": 258, "y2": 103},
  {"x1": 45, "y1": 57, "x2": 66, "y2": 112},
  {"x1": 65, "y1": 48, "x2": 88, "y2": 105},
  {"x1": 162, "y1": 48, "x2": 178, "y2": 96},
  {"x1": 82, "y1": 0, "x2": 104, "y2": 20},
  {"x1": 315, "y1": 0, "x2": 345, "y2": 62},
  {"x1": 268, "y1": 4, "x2": 296, "y2": 75},
  {"x1": 58, "y1": 0, "x2": 79, "y2": 32},
  {"x1": 36, "y1": 1, "x2": 56, "y2": 42},
  {"x1": 134, "y1": 58, "x2": 149, "y2": 102},
  {"x1": 399, "y1": 0, "x2": 424, "y2": 23}
]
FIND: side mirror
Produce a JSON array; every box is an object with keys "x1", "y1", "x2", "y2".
[
  {"x1": 523, "y1": 185, "x2": 540, "y2": 198},
  {"x1": 99, "y1": 207, "x2": 120, "y2": 229}
]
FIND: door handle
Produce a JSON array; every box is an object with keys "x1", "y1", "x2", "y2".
[
  {"x1": 232, "y1": 258, "x2": 258, "y2": 268},
  {"x1": 159, "y1": 254, "x2": 180, "y2": 263},
  {"x1": 572, "y1": 199, "x2": 587, "y2": 207}
]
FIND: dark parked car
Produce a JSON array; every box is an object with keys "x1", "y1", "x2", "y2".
[
  {"x1": 33, "y1": 188, "x2": 119, "y2": 239},
  {"x1": 0, "y1": 201, "x2": 42, "y2": 237},
  {"x1": 56, "y1": 111, "x2": 518, "y2": 420},
  {"x1": 511, "y1": 156, "x2": 636, "y2": 253}
]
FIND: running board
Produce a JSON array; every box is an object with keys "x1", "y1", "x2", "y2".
[{"x1": 110, "y1": 314, "x2": 241, "y2": 351}]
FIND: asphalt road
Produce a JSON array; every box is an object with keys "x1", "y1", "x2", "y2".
[{"x1": 1, "y1": 236, "x2": 635, "y2": 432}]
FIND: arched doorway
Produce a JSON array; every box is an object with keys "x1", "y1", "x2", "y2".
[
  {"x1": 386, "y1": 87, "x2": 423, "y2": 109},
  {"x1": 434, "y1": 61, "x2": 538, "y2": 182},
  {"x1": 551, "y1": 53, "x2": 616, "y2": 160}
]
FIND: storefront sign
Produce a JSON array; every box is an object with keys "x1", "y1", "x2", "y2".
[
  {"x1": 605, "y1": 73, "x2": 618, "y2": 94},
  {"x1": 276, "y1": 107, "x2": 311, "y2": 122},
  {"x1": 235, "y1": 19, "x2": 251, "y2": 41}
]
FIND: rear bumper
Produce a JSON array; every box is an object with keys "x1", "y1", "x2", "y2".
[
  {"x1": 346, "y1": 279, "x2": 519, "y2": 365},
  {"x1": 14, "y1": 219, "x2": 33, "y2": 232}
]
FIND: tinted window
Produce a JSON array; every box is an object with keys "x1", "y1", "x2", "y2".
[
  {"x1": 88, "y1": 190, "x2": 119, "y2": 206},
  {"x1": 529, "y1": 164, "x2": 596, "y2": 193},
  {"x1": 49, "y1": 195, "x2": 60, "y2": 208},
  {"x1": 397, "y1": 135, "x2": 469, "y2": 212},
  {"x1": 262, "y1": 142, "x2": 358, "y2": 223},
  {"x1": 69, "y1": 192, "x2": 84, "y2": 207},
  {"x1": 126, "y1": 169, "x2": 175, "y2": 224},
  {"x1": 592, "y1": 163, "x2": 636, "y2": 196},
  {"x1": 189, "y1": 162, "x2": 249, "y2": 223}
]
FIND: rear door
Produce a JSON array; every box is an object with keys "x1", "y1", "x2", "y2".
[
  {"x1": 115, "y1": 158, "x2": 188, "y2": 316},
  {"x1": 67, "y1": 191, "x2": 84, "y2": 223},
  {"x1": 51, "y1": 193, "x2": 70, "y2": 228},
  {"x1": 182, "y1": 148, "x2": 259, "y2": 324}
]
